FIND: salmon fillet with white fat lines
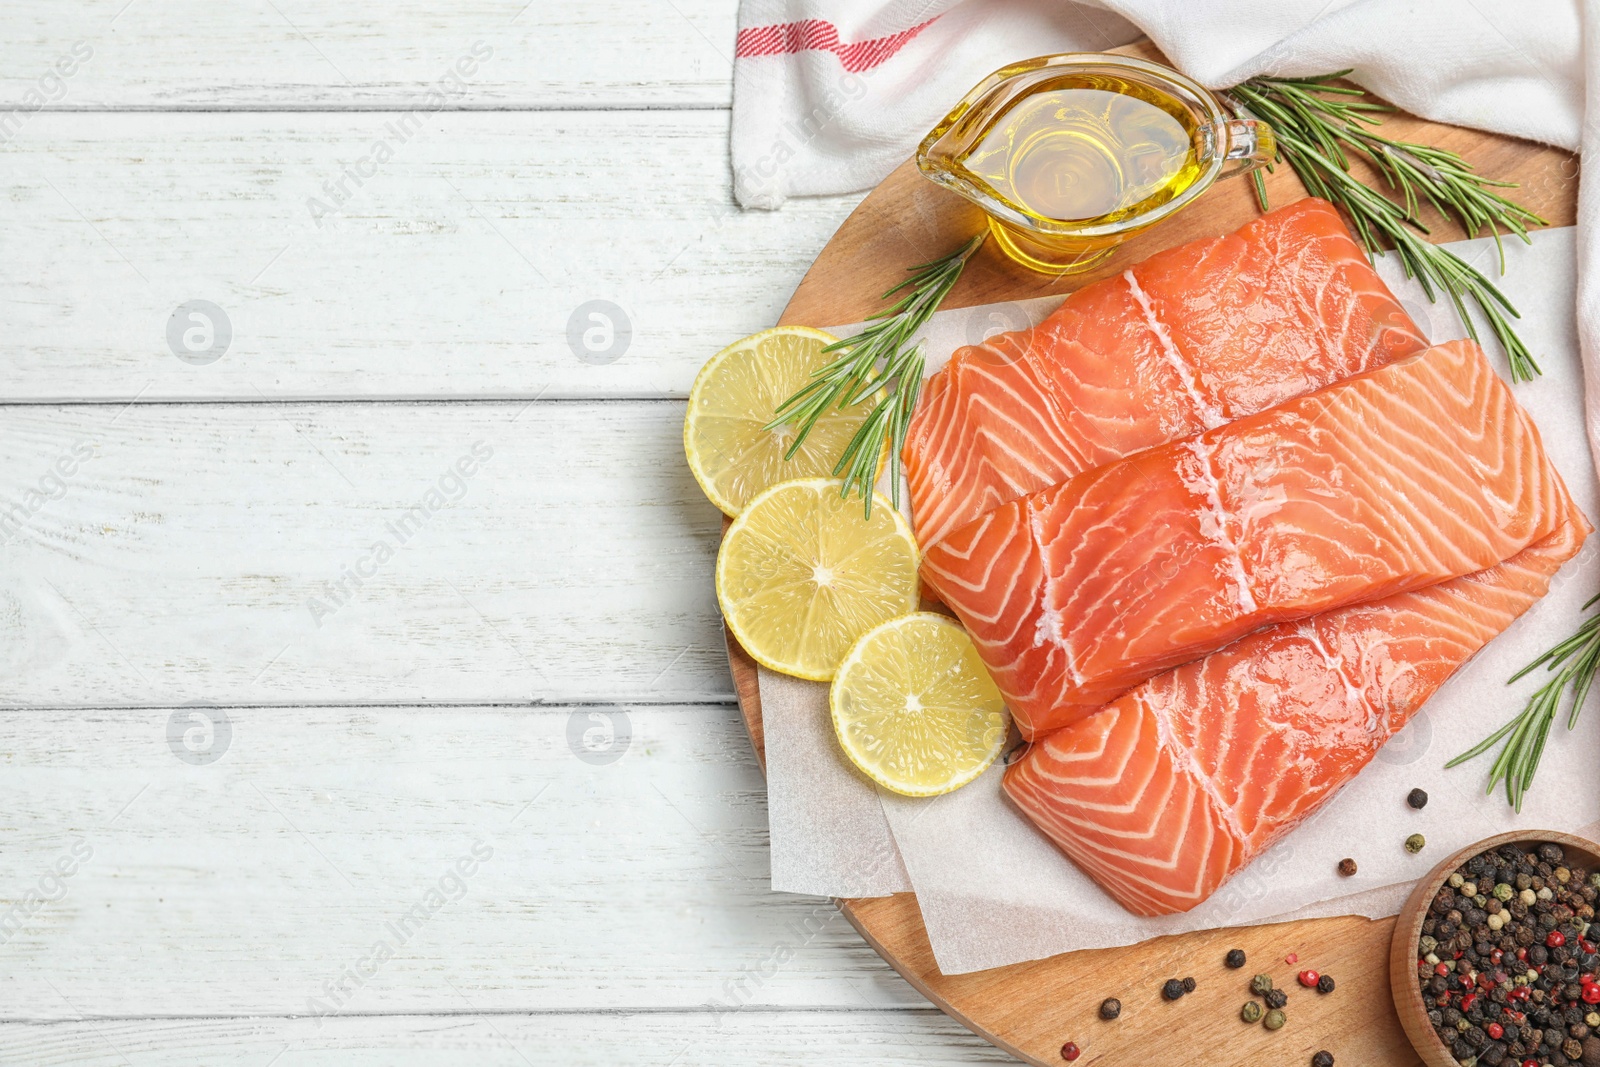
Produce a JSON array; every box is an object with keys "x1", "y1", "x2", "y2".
[
  {"x1": 903, "y1": 198, "x2": 1425, "y2": 550},
  {"x1": 922, "y1": 340, "x2": 1571, "y2": 740},
  {"x1": 1001, "y1": 502, "x2": 1590, "y2": 916}
]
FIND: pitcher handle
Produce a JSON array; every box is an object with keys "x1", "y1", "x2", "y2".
[{"x1": 1218, "y1": 118, "x2": 1275, "y2": 179}]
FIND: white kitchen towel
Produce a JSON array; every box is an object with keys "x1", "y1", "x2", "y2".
[{"x1": 731, "y1": 0, "x2": 1581, "y2": 210}]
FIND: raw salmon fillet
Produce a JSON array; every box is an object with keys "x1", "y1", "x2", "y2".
[
  {"x1": 1002, "y1": 504, "x2": 1590, "y2": 916},
  {"x1": 923, "y1": 340, "x2": 1570, "y2": 740},
  {"x1": 903, "y1": 198, "x2": 1426, "y2": 549}
]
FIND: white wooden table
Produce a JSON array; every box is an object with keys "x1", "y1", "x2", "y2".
[{"x1": 0, "y1": 4, "x2": 1013, "y2": 1062}]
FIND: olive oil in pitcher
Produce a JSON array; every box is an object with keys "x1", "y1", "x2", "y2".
[
  {"x1": 919, "y1": 55, "x2": 1274, "y2": 274},
  {"x1": 964, "y1": 77, "x2": 1203, "y2": 227}
]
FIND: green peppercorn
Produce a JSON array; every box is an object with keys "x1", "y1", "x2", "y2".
[
  {"x1": 1264, "y1": 1008, "x2": 1287, "y2": 1031},
  {"x1": 1251, "y1": 973, "x2": 1274, "y2": 996},
  {"x1": 1241, "y1": 1001, "x2": 1263, "y2": 1023},
  {"x1": 1099, "y1": 997, "x2": 1121, "y2": 1020},
  {"x1": 1494, "y1": 882, "x2": 1515, "y2": 901},
  {"x1": 1405, "y1": 833, "x2": 1426, "y2": 855},
  {"x1": 1419, "y1": 935, "x2": 1439, "y2": 955}
]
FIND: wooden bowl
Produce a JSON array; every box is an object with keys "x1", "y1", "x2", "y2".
[{"x1": 1389, "y1": 829, "x2": 1600, "y2": 1067}]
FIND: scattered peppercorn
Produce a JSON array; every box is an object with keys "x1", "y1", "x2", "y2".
[
  {"x1": 1405, "y1": 833, "x2": 1426, "y2": 854},
  {"x1": 1241, "y1": 1000, "x2": 1263, "y2": 1023},
  {"x1": 1099, "y1": 998, "x2": 1121, "y2": 1021},
  {"x1": 1312, "y1": 1051, "x2": 1334, "y2": 1067},
  {"x1": 1225, "y1": 948, "x2": 1247, "y2": 969},
  {"x1": 1251, "y1": 973, "x2": 1274, "y2": 996},
  {"x1": 1297, "y1": 969, "x2": 1320, "y2": 988},
  {"x1": 1338, "y1": 857, "x2": 1357, "y2": 877},
  {"x1": 1317, "y1": 974, "x2": 1335, "y2": 994},
  {"x1": 1181, "y1": 976, "x2": 1196, "y2": 994},
  {"x1": 1265, "y1": 987, "x2": 1288, "y2": 1010},
  {"x1": 1162, "y1": 978, "x2": 1185, "y2": 1001},
  {"x1": 1060, "y1": 1041, "x2": 1080, "y2": 1062},
  {"x1": 1264, "y1": 1008, "x2": 1287, "y2": 1031},
  {"x1": 1407, "y1": 788, "x2": 1429, "y2": 809}
]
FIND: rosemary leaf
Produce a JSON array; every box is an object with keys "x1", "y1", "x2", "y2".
[
  {"x1": 1230, "y1": 74, "x2": 1547, "y2": 381},
  {"x1": 766, "y1": 233, "x2": 985, "y2": 516},
  {"x1": 1447, "y1": 593, "x2": 1600, "y2": 810}
]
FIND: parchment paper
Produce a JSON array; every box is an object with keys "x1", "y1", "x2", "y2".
[
  {"x1": 762, "y1": 295, "x2": 1062, "y2": 898},
  {"x1": 765, "y1": 227, "x2": 1600, "y2": 975}
]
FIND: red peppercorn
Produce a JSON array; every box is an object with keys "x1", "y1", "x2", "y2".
[
  {"x1": 1286, "y1": 953, "x2": 1299, "y2": 964},
  {"x1": 1488, "y1": 1023, "x2": 1505, "y2": 1040},
  {"x1": 1548, "y1": 931, "x2": 1567, "y2": 948},
  {"x1": 1524, "y1": 1059, "x2": 1539, "y2": 1067},
  {"x1": 1298, "y1": 970, "x2": 1320, "y2": 988},
  {"x1": 1462, "y1": 993, "x2": 1478, "y2": 1012},
  {"x1": 1583, "y1": 985, "x2": 1600, "y2": 1005},
  {"x1": 1061, "y1": 1041, "x2": 1081, "y2": 1062},
  {"x1": 1435, "y1": 963, "x2": 1451, "y2": 976},
  {"x1": 1583, "y1": 939, "x2": 1597, "y2": 954},
  {"x1": 1491, "y1": 949, "x2": 1504, "y2": 964},
  {"x1": 1517, "y1": 948, "x2": 1529, "y2": 961}
]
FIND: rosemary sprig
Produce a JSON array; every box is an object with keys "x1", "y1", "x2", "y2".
[
  {"x1": 1446, "y1": 593, "x2": 1600, "y2": 811},
  {"x1": 766, "y1": 233, "x2": 986, "y2": 515},
  {"x1": 1230, "y1": 72, "x2": 1548, "y2": 381}
]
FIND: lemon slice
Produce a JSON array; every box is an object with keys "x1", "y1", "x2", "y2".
[
  {"x1": 717, "y1": 477, "x2": 919, "y2": 681},
  {"x1": 831, "y1": 613, "x2": 1009, "y2": 797},
  {"x1": 685, "y1": 326, "x2": 879, "y2": 516}
]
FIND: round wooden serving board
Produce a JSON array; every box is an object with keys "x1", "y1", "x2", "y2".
[{"x1": 726, "y1": 40, "x2": 1579, "y2": 1067}]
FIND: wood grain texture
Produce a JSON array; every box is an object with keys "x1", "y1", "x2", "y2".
[
  {"x1": 0, "y1": 0, "x2": 736, "y2": 109},
  {"x1": 0, "y1": 1011, "x2": 1017, "y2": 1066},
  {"x1": 0, "y1": 702, "x2": 934, "y2": 1019},
  {"x1": 0, "y1": 112, "x2": 862, "y2": 402},
  {"x1": 730, "y1": 39, "x2": 1583, "y2": 1067},
  {"x1": 0, "y1": 401, "x2": 740, "y2": 707}
]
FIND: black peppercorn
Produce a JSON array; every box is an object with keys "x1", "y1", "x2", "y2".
[
  {"x1": 1225, "y1": 948, "x2": 1246, "y2": 969},
  {"x1": 1338, "y1": 857, "x2": 1357, "y2": 877},
  {"x1": 1265, "y1": 988, "x2": 1288, "y2": 1010},
  {"x1": 1099, "y1": 997, "x2": 1121, "y2": 1020},
  {"x1": 1162, "y1": 978, "x2": 1184, "y2": 1001},
  {"x1": 1407, "y1": 787, "x2": 1429, "y2": 809},
  {"x1": 1181, "y1": 976, "x2": 1196, "y2": 994},
  {"x1": 1317, "y1": 973, "x2": 1335, "y2": 994},
  {"x1": 1311, "y1": 1052, "x2": 1334, "y2": 1067}
]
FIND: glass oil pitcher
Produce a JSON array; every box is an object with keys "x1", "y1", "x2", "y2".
[{"x1": 917, "y1": 53, "x2": 1274, "y2": 275}]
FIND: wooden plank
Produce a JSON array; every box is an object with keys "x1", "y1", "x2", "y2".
[
  {"x1": 0, "y1": 400, "x2": 740, "y2": 707},
  {"x1": 0, "y1": 702, "x2": 928, "y2": 1018},
  {"x1": 0, "y1": 1011, "x2": 1017, "y2": 1065},
  {"x1": 0, "y1": 0, "x2": 736, "y2": 109},
  {"x1": 0, "y1": 112, "x2": 862, "y2": 402}
]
